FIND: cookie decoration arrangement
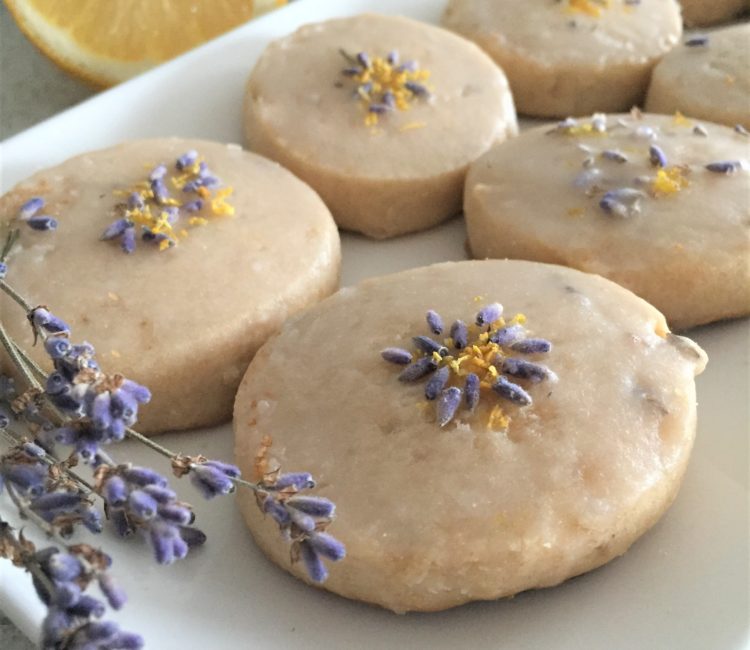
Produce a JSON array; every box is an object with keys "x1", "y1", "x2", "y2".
[
  {"x1": 243, "y1": 13, "x2": 517, "y2": 239},
  {"x1": 646, "y1": 24, "x2": 750, "y2": 130},
  {"x1": 464, "y1": 111, "x2": 750, "y2": 329},
  {"x1": 679, "y1": 0, "x2": 748, "y2": 26},
  {"x1": 0, "y1": 139, "x2": 341, "y2": 433},
  {"x1": 441, "y1": 0, "x2": 683, "y2": 118},
  {"x1": 234, "y1": 260, "x2": 707, "y2": 612}
]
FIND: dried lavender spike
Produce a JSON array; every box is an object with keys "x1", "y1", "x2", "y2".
[
  {"x1": 464, "y1": 373, "x2": 480, "y2": 411},
  {"x1": 602, "y1": 149, "x2": 628, "y2": 163},
  {"x1": 436, "y1": 387, "x2": 462, "y2": 426},
  {"x1": 649, "y1": 144, "x2": 668, "y2": 168},
  {"x1": 398, "y1": 356, "x2": 438, "y2": 382},
  {"x1": 502, "y1": 358, "x2": 556, "y2": 384},
  {"x1": 450, "y1": 320, "x2": 468, "y2": 349},
  {"x1": 412, "y1": 335, "x2": 448, "y2": 357},
  {"x1": 18, "y1": 197, "x2": 45, "y2": 220},
  {"x1": 381, "y1": 346, "x2": 414, "y2": 367},
  {"x1": 476, "y1": 303, "x2": 503, "y2": 327},
  {"x1": 735, "y1": 124, "x2": 749, "y2": 137},
  {"x1": 489, "y1": 324, "x2": 524, "y2": 346},
  {"x1": 492, "y1": 376, "x2": 532, "y2": 406},
  {"x1": 426, "y1": 310, "x2": 444, "y2": 335},
  {"x1": 705, "y1": 161, "x2": 742, "y2": 174},
  {"x1": 425, "y1": 366, "x2": 450, "y2": 400},
  {"x1": 510, "y1": 338, "x2": 552, "y2": 354},
  {"x1": 693, "y1": 124, "x2": 708, "y2": 137},
  {"x1": 684, "y1": 35, "x2": 709, "y2": 47}
]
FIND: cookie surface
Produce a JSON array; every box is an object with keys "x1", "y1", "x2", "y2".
[
  {"x1": 679, "y1": 0, "x2": 748, "y2": 26},
  {"x1": 243, "y1": 13, "x2": 517, "y2": 239},
  {"x1": 441, "y1": 0, "x2": 682, "y2": 117},
  {"x1": 0, "y1": 139, "x2": 340, "y2": 433},
  {"x1": 234, "y1": 260, "x2": 707, "y2": 613},
  {"x1": 465, "y1": 113, "x2": 750, "y2": 329},
  {"x1": 646, "y1": 24, "x2": 750, "y2": 130}
]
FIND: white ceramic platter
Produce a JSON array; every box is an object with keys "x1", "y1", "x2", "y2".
[{"x1": 0, "y1": 1, "x2": 747, "y2": 648}]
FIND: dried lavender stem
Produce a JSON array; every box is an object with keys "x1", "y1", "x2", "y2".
[
  {"x1": 0, "y1": 513, "x2": 57, "y2": 597},
  {"x1": 0, "y1": 319, "x2": 38, "y2": 390},
  {"x1": 0, "y1": 229, "x2": 19, "y2": 262},
  {"x1": 0, "y1": 279, "x2": 33, "y2": 312}
]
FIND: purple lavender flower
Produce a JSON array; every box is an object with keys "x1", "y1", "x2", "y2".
[
  {"x1": 490, "y1": 324, "x2": 524, "y2": 346},
  {"x1": 649, "y1": 144, "x2": 668, "y2": 168},
  {"x1": 476, "y1": 303, "x2": 503, "y2": 327},
  {"x1": 26, "y1": 216, "x2": 58, "y2": 231},
  {"x1": 492, "y1": 376, "x2": 532, "y2": 406},
  {"x1": 412, "y1": 335, "x2": 448, "y2": 357},
  {"x1": 399, "y1": 356, "x2": 438, "y2": 382},
  {"x1": 685, "y1": 34, "x2": 709, "y2": 47},
  {"x1": 0, "y1": 261, "x2": 6, "y2": 279},
  {"x1": 19, "y1": 197, "x2": 45, "y2": 220},
  {"x1": 450, "y1": 320, "x2": 468, "y2": 349},
  {"x1": 189, "y1": 462, "x2": 236, "y2": 499},
  {"x1": 176, "y1": 150, "x2": 199, "y2": 171},
  {"x1": 464, "y1": 373, "x2": 480, "y2": 411},
  {"x1": 30, "y1": 308, "x2": 70, "y2": 336},
  {"x1": 100, "y1": 218, "x2": 131, "y2": 241},
  {"x1": 425, "y1": 366, "x2": 450, "y2": 400},
  {"x1": 602, "y1": 149, "x2": 628, "y2": 163},
  {"x1": 381, "y1": 347, "x2": 413, "y2": 365},
  {"x1": 437, "y1": 387, "x2": 462, "y2": 426},
  {"x1": 705, "y1": 160, "x2": 743, "y2": 174},
  {"x1": 510, "y1": 338, "x2": 552, "y2": 354},
  {"x1": 425, "y1": 310, "x2": 444, "y2": 335},
  {"x1": 502, "y1": 358, "x2": 557, "y2": 383}
]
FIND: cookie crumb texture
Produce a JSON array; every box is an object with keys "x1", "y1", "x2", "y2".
[
  {"x1": 442, "y1": 0, "x2": 682, "y2": 117},
  {"x1": 234, "y1": 260, "x2": 706, "y2": 613},
  {"x1": 0, "y1": 138, "x2": 341, "y2": 433}
]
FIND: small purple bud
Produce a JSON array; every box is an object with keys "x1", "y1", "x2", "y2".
[
  {"x1": 173, "y1": 535, "x2": 189, "y2": 560},
  {"x1": 356, "y1": 51, "x2": 370, "y2": 68},
  {"x1": 649, "y1": 144, "x2": 668, "y2": 168},
  {"x1": 182, "y1": 199, "x2": 203, "y2": 212},
  {"x1": 381, "y1": 347, "x2": 413, "y2": 365},
  {"x1": 110, "y1": 632, "x2": 145, "y2": 649},
  {"x1": 308, "y1": 532, "x2": 346, "y2": 561},
  {"x1": 41, "y1": 609, "x2": 72, "y2": 644},
  {"x1": 53, "y1": 581, "x2": 82, "y2": 608},
  {"x1": 18, "y1": 196, "x2": 44, "y2": 219},
  {"x1": 286, "y1": 495, "x2": 335, "y2": 518},
  {"x1": 190, "y1": 464, "x2": 235, "y2": 499},
  {"x1": 119, "y1": 379, "x2": 152, "y2": 404},
  {"x1": 684, "y1": 34, "x2": 709, "y2": 47},
  {"x1": 450, "y1": 320, "x2": 468, "y2": 349},
  {"x1": 368, "y1": 103, "x2": 392, "y2": 114},
  {"x1": 43, "y1": 337, "x2": 71, "y2": 359},
  {"x1": 476, "y1": 303, "x2": 503, "y2": 327},
  {"x1": 80, "y1": 506, "x2": 104, "y2": 533},
  {"x1": 103, "y1": 476, "x2": 128, "y2": 507},
  {"x1": 299, "y1": 541, "x2": 328, "y2": 583},
  {"x1": 22, "y1": 441, "x2": 46, "y2": 458},
  {"x1": 91, "y1": 392, "x2": 112, "y2": 431},
  {"x1": 3, "y1": 464, "x2": 46, "y2": 493},
  {"x1": 405, "y1": 81, "x2": 428, "y2": 96},
  {"x1": 0, "y1": 261, "x2": 6, "y2": 279},
  {"x1": 142, "y1": 484, "x2": 177, "y2": 504},
  {"x1": 412, "y1": 335, "x2": 448, "y2": 357},
  {"x1": 510, "y1": 338, "x2": 552, "y2": 354},
  {"x1": 398, "y1": 356, "x2": 438, "y2": 382},
  {"x1": 178, "y1": 525, "x2": 207, "y2": 549},
  {"x1": 425, "y1": 366, "x2": 450, "y2": 400},
  {"x1": 262, "y1": 496, "x2": 291, "y2": 526},
  {"x1": 176, "y1": 150, "x2": 199, "y2": 170},
  {"x1": 121, "y1": 226, "x2": 136, "y2": 254},
  {"x1": 127, "y1": 192, "x2": 145, "y2": 210},
  {"x1": 202, "y1": 459, "x2": 241, "y2": 478},
  {"x1": 31, "y1": 308, "x2": 70, "y2": 335},
  {"x1": 26, "y1": 216, "x2": 58, "y2": 231},
  {"x1": 502, "y1": 358, "x2": 557, "y2": 383},
  {"x1": 735, "y1": 124, "x2": 749, "y2": 137},
  {"x1": 128, "y1": 490, "x2": 158, "y2": 519},
  {"x1": 602, "y1": 149, "x2": 628, "y2": 163},
  {"x1": 122, "y1": 466, "x2": 167, "y2": 488},
  {"x1": 157, "y1": 503, "x2": 194, "y2": 526},
  {"x1": 492, "y1": 376, "x2": 532, "y2": 406},
  {"x1": 84, "y1": 621, "x2": 119, "y2": 642},
  {"x1": 705, "y1": 160, "x2": 742, "y2": 174},
  {"x1": 289, "y1": 508, "x2": 316, "y2": 532},
  {"x1": 101, "y1": 218, "x2": 130, "y2": 240},
  {"x1": 148, "y1": 164, "x2": 167, "y2": 181},
  {"x1": 150, "y1": 179, "x2": 169, "y2": 204},
  {"x1": 426, "y1": 310, "x2": 444, "y2": 335},
  {"x1": 599, "y1": 188, "x2": 644, "y2": 218},
  {"x1": 43, "y1": 552, "x2": 82, "y2": 582},
  {"x1": 67, "y1": 594, "x2": 106, "y2": 618},
  {"x1": 387, "y1": 49, "x2": 399, "y2": 65},
  {"x1": 149, "y1": 523, "x2": 178, "y2": 565},
  {"x1": 490, "y1": 324, "x2": 524, "y2": 346},
  {"x1": 110, "y1": 508, "x2": 135, "y2": 537},
  {"x1": 437, "y1": 387, "x2": 462, "y2": 426},
  {"x1": 464, "y1": 373, "x2": 480, "y2": 411},
  {"x1": 50, "y1": 426, "x2": 78, "y2": 445},
  {"x1": 30, "y1": 491, "x2": 83, "y2": 514},
  {"x1": 273, "y1": 472, "x2": 315, "y2": 490}
]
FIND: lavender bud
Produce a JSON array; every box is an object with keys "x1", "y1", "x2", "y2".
[
  {"x1": 150, "y1": 179, "x2": 169, "y2": 204},
  {"x1": 31, "y1": 308, "x2": 70, "y2": 335},
  {"x1": 299, "y1": 541, "x2": 328, "y2": 583},
  {"x1": 450, "y1": 320, "x2": 468, "y2": 349},
  {"x1": 684, "y1": 34, "x2": 709, "y2": 47},
  {"x1": 43, "y1": 552, "x2": 82, "y2": 582},
  {"x1": 67, "y1": 594, "x2": 106, "y2": 618},
  {"x1": 41, "y1": 609, "x2": 72, "y2": 644},
  {"x1": 157, "y1": 503, "x2": 194, "y2": 526},
  {"x1": 273, "y1": 472, "x2": 315, "y2": 491},
  {"x1": 398, "y1": 356, "x2": 438, "y2": 382},
  {"x1": 176, "y1": 149, "x2": 199, "y2": 170},
  {"x1": 50, "y1": 426, "x2": 78, "y2": 445},
  {"x1": 121, "y1": 466, "x2": 167, "y2": 488},
  {"x1": 693, "y1": 124, "x2": 708, "y2": 137},
  {"x1": 289, "y1": 508, "x2": 316, "y2": 532},
  {"x1": 149, "y1": 523, "x2": 178, "y2": 565},
  {"x1": 308, "y1": 532, "x2": 346, "y2": 561},
  {"x1": 91, "y1": 392, "x2": 112, "y2": 431},
  {"x1": 424, "y1": 366, "x2": 450, "y2": 400},
  {"x1": 128, "y1": 490, "x2": 158, "y2": 519},
  {"x1": 490, "y1": 324, "x2": 524, "y2": 346},
  {"x1": 510, "y1": 338, "x2": 552, "y2": 354},
  {"x1": 649, "y1": 144, "x2": 668, "y2": 168},
  {"x1": 356, "y1": 51, "x2": 370, "y2": 68},
  {"x1": 43, "y1": 338, "x2": 70, "y2": 362},
  {"x1": 602, "y1": 149, "x2": 628, "y2": 163},
  {"x1": 101, "y1": 218, "x2": 130, "y2": 240},
  {"x1": 26, "y1": 216, "x2": 58, "y2": 231},
  {"x1": 3, "y1": 464, "x2": 46, "y2": 493},
  {"x1": 286, "y1": 495, "x2": 335, "y2": 518},
  {"x1": 178, "y1": 525, "x2": 207, "y2": 549},
  {"x1": 476, "y1": 303, "x2": 503, "y2": 327},
  {"x1": 735, "y1": 124, "x2": 749, "y2": 137},
  {"x1": 387, "y1": 49, "x2": 399, "y2": 64},
  {"x1": 202, "y1": 459, "x2": 241, "y2": 478},
  {"x1": 22, "y1": 441, "x2": 46, "y2": 458},
  {"x1": 381, "y1": 347, "x2": 413, "y2": 365},
  {"x1": 0, "y1": 261, "x2": 6, "y2": 279},
  {"x1": 425, "y1": 309, "x2": 444, "y2": 335},
  {"x1": 182, "y1": 199, "x2": 203, "y2": 212},
  {"x1": 80, "y1": 506, "x2": 104, "y2": 533},
  {"x1": 119, "y1": 379, "x2": 151, "y2": 404},
  {"x1": 149, "y1": 164, "x2": 167, "y2": 181},
  {"x1": 84, "y1": 621, "x2": 119, "y2": 642},
  {"x1": 110, "y1": 631, "x2": 145, "y2": 649},
  {"x1": 437, "y1": 387, "x2": 462, "y2": 426},
  {"x1": 492, "y1": 376, "x2": 532, "y2": 406},
  {"x1": 0, "y1": 407, "x2": 11, "y2": 429},
  {"x1": 262, "y1": 496, "x2": 291, "y2": 526},
  {"x1": 110, "y1": 508, "x2": 135, "y2": 537},
  {"x1": 412, "y1": 335, "x2": 448, "y2": 357},
  {"x1": 190, "y1": 464, "x2": 235, "y2": 499},
  {"x1": 502, "y1": 358, "x2": 556, "y2": 383},
  {"x1": 142, "y1": 484, "x2": 177, "y2": 504},
  {"x1": 121, "y1": 227, "x2": 136, "y2": 254},
  {"x1": 30, "y1": 491, "x2": 83, "y2": 515},
  {"x1": 19, "y1": 196, "x2": 44, "y2": 219},
  {"x1": 54, "y1": 581, "x2": 82, "y2": 608},
  {"x1": 599, "y1": 188, "x2": 644, "y2": 218},
  {"x1": 464, "y1": 373, "x2": 480, "y2": 411},
  {"x1": 405, "y1": 81, "x2": 428, "y2": 96},
  {"x1": 705, "y1": 160, "x2": 742, "y2": 174}
]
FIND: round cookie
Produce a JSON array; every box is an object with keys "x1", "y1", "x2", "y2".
[
  {"x1": 243, "y1": 13, "x2": 517, "y2": 239},
  {"x1": 0, "y1": 139, "x2": 340, "y2": 433},
  {"x1": 464, "y1": 112, "x2": 750, "y2": 329},
  {"x1": 441, "y1": 0, "x2": 682, "y2": 118},
  {"x1": 646, "y1": 25, "x2": 750, "y2": 130},
  {"x1": 680, "y1": 0, "x2": 748, "y2": 27},
  {"x1": 234, "y1": 260, "x2": 707, "y2": 613}
]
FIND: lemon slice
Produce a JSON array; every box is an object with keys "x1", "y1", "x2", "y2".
[{"x1": 5, "y1": 0, "x2": 287, "y2": 87}]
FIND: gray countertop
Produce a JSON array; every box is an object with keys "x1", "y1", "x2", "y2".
[{"x1": 1, "y1": 6, "x2": 94, "y2": 648}]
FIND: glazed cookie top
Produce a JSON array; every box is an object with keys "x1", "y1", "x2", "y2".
[
  {"x1": 0, "y1": 139, "x2": 339, "y2": 390},
  {"x1": 466, "y1": 112, "x2": 750, "y2": 278},
  {"x1": 442, "y1": 0, "x2": 682, "y2": 65},
  {"x1": 245, "y1": 13, "x2": 517, "y2": 178},
  {"x1": 650, "y1": 25, "x2": 750, "y2": 118},
  {"x1": 234, "y1": 260, "x2": 706, "y2": 566}
]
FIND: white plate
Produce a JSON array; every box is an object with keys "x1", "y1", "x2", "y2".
[{"x1": 0, "y1": 1, "x2": 748, "y2": 648}]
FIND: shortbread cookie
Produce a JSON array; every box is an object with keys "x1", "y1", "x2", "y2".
[
  {"x1": 465, "y1": 113, "x2": 750, "y2": 329},
  {"x1": 646, "y1": 25, "x2": 750, "y2": 130},
  {"x1": 441, "y1": 0, "x2": 682, "y2": 117},
  {"x1": 680, "y1": 0, "x2": 748, "y2": 27},
  {"x1": 243, "y1": 13, "x2": 517, "y2": 239},
  {"x1": 234, "y1": 259, "x2": 707, "y2": 613},
  {"x1": 0, "y1": 139, "x2": 340, "y2": 433}
]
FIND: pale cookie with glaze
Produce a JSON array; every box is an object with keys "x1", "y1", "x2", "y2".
[
  {"x1": 0, "y1": 139, "x2": 340, "y2": 433},
  {"x1": 243, "y1": 13, "x2": 517, "y2": 239},
  {"x1": 679, "y1": 0, "x2": 748, "y2": 27},
  {"x1": 234, "y1": 259, "x2": 707, "y2": 613},
  {"x1": 465, "y1": 112, "x2": 750, "y2": 329},
  {"x1": 646, "y1": 25, "x2": 750, "y2": 130},
  {"x1": 441, "y1": 0, "x2": 682, "y2": 118}
]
